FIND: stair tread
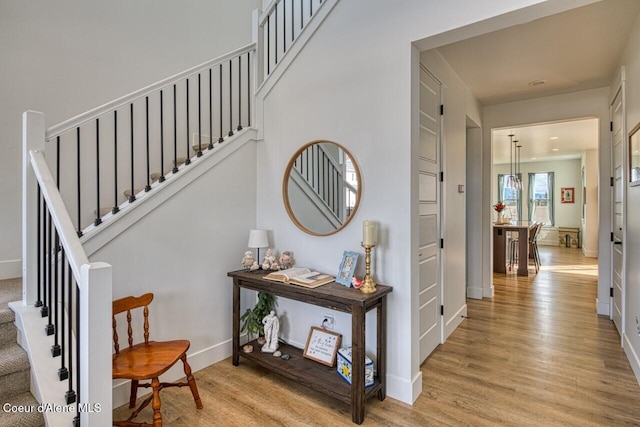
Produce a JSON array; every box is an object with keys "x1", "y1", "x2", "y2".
[
  {"x1": 0, "y1": 306, "x2": 15, "y2": 325},
  {"x1": 0, "y1": 391, "x2": 45, "y2": 427},
  {"x1": 0, "y1": 342, "x2": 30, "y2": 377}
]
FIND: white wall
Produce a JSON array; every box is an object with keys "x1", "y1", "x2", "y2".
[
  {"x1": 255, "y1": 0, "x2": 552, "y2": 405},
  {"x1": 90, "y1": 140, "x2": 258, "y2": 406},
  {"x1": 582, "y1": 149, "x2": 599, "y2": 257},
  {"x1": 482, "y1": 87, "x2": 611, "y2": 307},
  {"x1": 492, "y1": 159, "x2": 583, "y2": 228},
  {"x1": 0, "y1": 0, "x2": 260, "y2": 279},
  {"x1": 618, "y1": 11, "x2": 640, "y2": 384}
]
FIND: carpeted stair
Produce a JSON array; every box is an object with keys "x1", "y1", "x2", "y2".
[{"x1": 0, "y1": 278, "x2": 44, "y2": 427}]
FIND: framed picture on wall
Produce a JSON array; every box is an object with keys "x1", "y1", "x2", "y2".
[
  {"x1": 630, "y1": 121, "x2": 640, "y2": 186},
  {"x1": 561, "y1": 187, "x2": 574, "y2": 203}
]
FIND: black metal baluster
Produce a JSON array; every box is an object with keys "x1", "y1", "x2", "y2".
[
  {"x1": 173, "y1": 84, "x2": 179, "y2": 173},
  {"x1": 76, "y1": 128, "x2": 83, "y2": 237},
  {"x1": 74, "y1": 284, "x2": 80, "y2": 427},
  {"x1": 39, "y1": 196, "x2": 46, "y2": 312},
  {"x1": 94, "y1": 119, "x2": 102, "y2": 226},
  {"x1": 160, "y1": 90, "x2": 166, "y2": 182},
  {"x1": 45, "y1": 210, "x2": 53, "y2": 332},
  {"x1": 35, "y1": 186, "x2": 43, "y2": 307},
  {"x1": 237, "y1": 56, "x2": 242, "y2": 131},
  {"x1": 219, "y1": 64, "x2": 224, "y2": 143},
  {"x1": 185, "y1": 78, "x2": 191, "y2": 165},
  {"x1": 208, "y1": 69, "x2": 214, "y2": 150},
  {"x1": 275, "y1": 5, "x2": 278, "y2": 66},
  {"x1": 58, "y1": 253, "x2": 69, "y2": 381},
  {"x1": 51, "y1": 231, "x2": 60, "y2": 356},
  {"x1": 64, "y1": 270, "x2": 76, "y2": 405},
  {"x1": 310, "y1": 0, "x2": 313, "y2": 16},
  {"x1": 228, "y1": 61, "x2": 234, "y2": 137},
  {"x1": 113, "y1": 111, "x2": 119, "y2": 214},
  {"x1": 267, "y1": 16, "x2": 271, "y2": 75},
  {"x1": 292, "y1": 0, "x2": 295, "y2": 43},
  {"x1": 129, "y1": 104, "x2": 136, "y2": 202},
  {"x1": 197, "y1": 74, "x2": 202, "y2": 157},
  {"x1": 145, "y1": 97, "x2": 151, "y2": 191},
  {"x1": 56, "y1": 136, "x2": 60, "y2": 188},
  {"x1": 247, "y1": 51, "x2": 251, "y2": 127},
  {"x1": 301, "y1": 0, "x2": 303, "y2": 30},
  {"x1": 284, "y1": 0, "x2": 287, "y2": 52}
]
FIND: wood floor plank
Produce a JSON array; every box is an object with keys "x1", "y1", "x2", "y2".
[{"x1": 114, "y1": 246, "x2": 640, "y2": 425}]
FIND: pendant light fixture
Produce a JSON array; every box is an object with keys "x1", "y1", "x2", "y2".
[{"x1": 506, "y1": 134, "x2": 520, "y2": 189}]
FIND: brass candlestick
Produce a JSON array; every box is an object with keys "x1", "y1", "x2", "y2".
[{"x1": 360, "y1": 243, "x2": 377, "y2": 294}]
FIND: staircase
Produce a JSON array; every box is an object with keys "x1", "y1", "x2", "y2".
[
  {"x1": 0, "y1": 278, "x2": 44, "y2": 427},
  {"x1": 17, "y1": 1, "x2": 340, "y2": 426}
]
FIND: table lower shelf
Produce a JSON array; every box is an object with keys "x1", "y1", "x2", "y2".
[{"x1": 237, "y1": 340, "x2": 383, "y2": 404}]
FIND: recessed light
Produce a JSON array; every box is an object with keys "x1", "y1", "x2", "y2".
[
  {"x1": 549, "y1": 136, "x2": 559, "y2": 140},
  {"x1": 531, "y1": 157, "x2": 537, "y2": 160},
  {"x1": 528, "y1": 79, "x2": 547, "y2": 87},
  {"x1": 552, "y1": 148, "x2": 559, "y2": 152}
]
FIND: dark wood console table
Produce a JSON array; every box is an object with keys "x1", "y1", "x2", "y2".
[{"x1": 228, "y1": 270, "x2": 392, "y2": 424}]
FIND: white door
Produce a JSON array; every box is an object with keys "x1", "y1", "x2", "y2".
[
  {"x1": 611, "y1": 84, "x2": 624, "y2": 335},
  {"x1": 418, "y1": 67, "x2": 442, "y2": 363}
]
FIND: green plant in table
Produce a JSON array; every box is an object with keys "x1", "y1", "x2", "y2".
[{"x1": 240, "y1": 292, "x2": 276, "y2": 340}]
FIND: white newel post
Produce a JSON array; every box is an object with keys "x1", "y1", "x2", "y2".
[
  {"x1": 80, "y1": 262, "x2": 113, "y2": 426},
  {"x1": 22, "y1": 111, "x2": 46, "y2": 306}
]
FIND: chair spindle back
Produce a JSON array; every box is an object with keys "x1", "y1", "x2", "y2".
[{"x1": 112, "y1": 293, "x2": 154, "y2": 354}]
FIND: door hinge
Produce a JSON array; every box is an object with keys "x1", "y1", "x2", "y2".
[
  {"x1": 610, "y1": 288, "x2": 614, "y2": 298},
  {"x1": 440, "y1": 239, "x2": 444, "y2": 249},
  {"x1": 610, "y1": 177, "x2": 614, "y2": 187},
  {"x1": 440, "y1": 104, "x2": 444, "y2": 116},
  {"x1": 440, "y1": 305, "x2": 444, "y2": 316},
  {"x1": 611, "y1": 232, "x2": 614, "y2": 242},
  {"x1": 440, "y1": 171, "x2": 444, "y2": 182},
  {"x1": 610, "y1": 121, "x2": 613, "y2": 132}
]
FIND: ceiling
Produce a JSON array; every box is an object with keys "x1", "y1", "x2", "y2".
[
  {"x1": 435, "y1": 0, "x2": 640, "y2": 165},
  {"x1": 492, "y1": 119, "x2": 599, "y2": 165}
]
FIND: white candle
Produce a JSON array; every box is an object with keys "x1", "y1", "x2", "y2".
[{"x1": 363, "y1": 220, "x2": 376, "y2": 246}]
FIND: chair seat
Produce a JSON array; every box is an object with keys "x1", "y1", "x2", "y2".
[{"x1": 113, "y1": 340, "x2": 190, "y2": 380}]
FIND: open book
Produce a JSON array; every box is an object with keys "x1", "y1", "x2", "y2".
[{"x1": 264, "y1": 268, "x2": 334, "y2": 288}]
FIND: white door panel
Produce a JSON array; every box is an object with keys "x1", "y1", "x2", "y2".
[
  {"x1": 611, "y1": 86, "x2": 624, "y2": 334},
  {"x1": 418, "y1": 67, "x2": 441, "y2": 363}
]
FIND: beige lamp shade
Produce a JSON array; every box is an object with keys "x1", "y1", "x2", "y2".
[{"x1": 247, "y1": 229, "x2": 269, "y2": 249}]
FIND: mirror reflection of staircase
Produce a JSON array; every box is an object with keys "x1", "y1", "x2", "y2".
[{"x1": 0, "y1": 278, "x2": 44, "y2": 427}]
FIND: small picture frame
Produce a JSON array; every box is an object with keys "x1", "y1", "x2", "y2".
[
  {"x1": 336, "y1": 251, "x2": 359, "y2": 287},
  {"x1": 561, "y1": 187, "x2": 574, "y2": 204},
  {"x1": 303, "y1": 326, "x2": 342, "y2": 367}
]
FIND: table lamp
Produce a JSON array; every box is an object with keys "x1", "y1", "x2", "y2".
[{"x1": 248, "y1": 229, "x2": 269, "y2": 266}]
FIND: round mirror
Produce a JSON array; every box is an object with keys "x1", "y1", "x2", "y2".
[{"x1": 283, "y1": 141, "x2": 362, "y2": 236}]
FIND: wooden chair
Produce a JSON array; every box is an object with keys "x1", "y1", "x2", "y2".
[{"x1": 112, "y1": 293, "x2": 203, "y2": 427}]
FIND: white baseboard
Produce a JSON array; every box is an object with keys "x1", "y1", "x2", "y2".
[
  {"x1": 582, "y1": 249, "x2": 598, "y2": 258},
  {"x1": 0, "y1": 259, "x2": 21, "y2": 280},
  {"x1": 385, "y1": 371, "x2": 420, "y2": 405},
  {"x1": 483, "y1": 286, "x2": 495, "y2": 298},
  {"x1": 596, "y1": 298, "x2": 610, "y2": 316},
  {"x1": 445, "y1": 304, "x2": 467, "y2": 339},
  {"x1": 623, "y1": 333, "x2": 640, "y2": 387},
  {"x1": 113, "y1": 338, "x2": 233, "y2": 408},
  {"x1": 466, "y1": 286, "x2": 483, "y2": 300}
]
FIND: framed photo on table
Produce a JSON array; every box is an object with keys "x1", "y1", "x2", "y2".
[
  {"x1": 561, "y1": 187, "x2": 574, "y2": 203},
  {"x1": 336, "y1": 251, "x2": 359, "y2": 286},
  {"x1": 303, "y1": 326, "x2": 342, "y2": 367}
]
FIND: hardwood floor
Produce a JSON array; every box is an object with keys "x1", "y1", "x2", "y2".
[{"x1": 114, "y1": 246, "x2": 640, "y2": 425}]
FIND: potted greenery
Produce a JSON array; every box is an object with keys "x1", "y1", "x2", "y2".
[{"x1": 240, "y1": 292, "x2": 276, "y2": 342}]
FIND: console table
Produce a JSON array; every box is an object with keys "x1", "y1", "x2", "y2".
[{"x1": 228, "y1": 270, "x2": 392, "y2": 424}]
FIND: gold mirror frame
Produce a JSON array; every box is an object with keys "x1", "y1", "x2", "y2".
[{"x1": 283, "y1": 141, "x2": 362, "y2": 236}]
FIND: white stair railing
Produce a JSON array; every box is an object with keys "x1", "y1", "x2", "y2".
[{"x1": 23, "y1": 111, "x2": 112, "y2": 426}]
